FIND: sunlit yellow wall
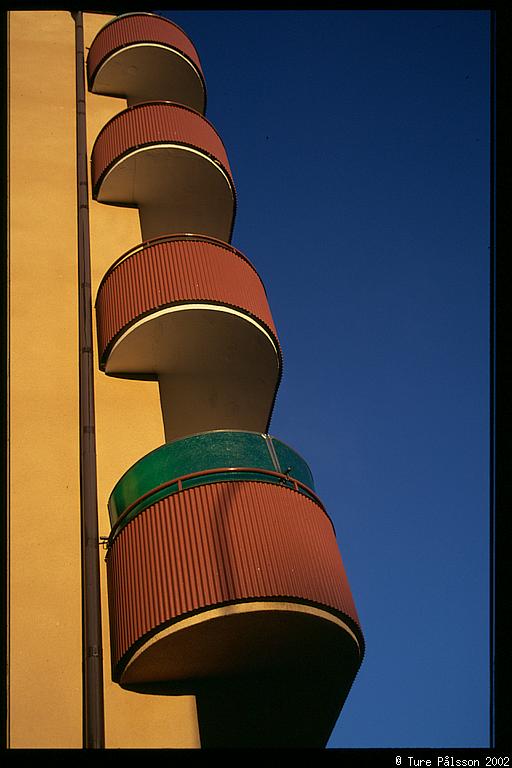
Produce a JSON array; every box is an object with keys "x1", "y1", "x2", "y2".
[{"x1": 8, "y1": 10, "x2": 200, "y2": 748}]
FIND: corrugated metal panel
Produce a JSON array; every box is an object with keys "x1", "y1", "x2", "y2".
[
  {"x1": 91, "y1": 102, "x2": 232, "y2": 198},
  {"x1": 96, "y1": 236, "x2": 280, "y2": 368},
  {"x1": 87, "y1": 13, "x2": 204, "y2": 88},
  {"x1": 106, "y1": 481, "x2": 362, "y2": 673}
]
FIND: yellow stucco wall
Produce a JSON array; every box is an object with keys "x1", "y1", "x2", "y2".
[{"x1": 8, "y1": 10, "x2": 200, "y2": 748}]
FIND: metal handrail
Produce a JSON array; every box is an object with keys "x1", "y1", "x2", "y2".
[{"x1": 107, "y1": 466, "x2": 327, "y2": 547}]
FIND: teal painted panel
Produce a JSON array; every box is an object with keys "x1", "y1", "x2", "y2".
[{"x1": 270, "y1": 438, "x2": 315, "y2": 490}]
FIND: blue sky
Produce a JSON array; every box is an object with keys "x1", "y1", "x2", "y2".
[{"x1": 157, "y1": 9, "x2": 491, "y2": 749}]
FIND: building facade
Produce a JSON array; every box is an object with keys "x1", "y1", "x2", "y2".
[{"x1": 6, "y1": 10, "x2": 364, "y2": 748}]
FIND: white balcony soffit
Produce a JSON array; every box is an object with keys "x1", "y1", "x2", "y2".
[{"x1": 92, "y1": 43, "x2": 205, "y2": 111}]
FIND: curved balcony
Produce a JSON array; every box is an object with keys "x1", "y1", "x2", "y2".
[
  {"x1": 104, "y1": 431, "x2": 364, "y2": 745},
  {"x1": 91, "y1": 102, "x2": 235, "y2": 242},
  {"x1": 87, "y1": 12, "x2": 206, "y2": 111},
  {"x1": 95, "y1": 236, "x2": 281, "y2": 441}
]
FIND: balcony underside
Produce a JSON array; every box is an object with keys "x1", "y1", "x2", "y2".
[
  {"x1": 96, "y1": 144, "x2": 235, "y2": 242},
  {"x1": 87, "y1": 12, "x2": 206, "y2": 110},
  {"x1": 90, "y1": 44, "x2": 206, "y2": 111},
  {"x1": 120, "y1": 599, "x2": 361, "y2": 683},
  {"x1": 104, "y1": 305, "x2": 280, "y2": 441},
  {"x1": 120, "y1": 601, "x2": 362, "y2": 748}
]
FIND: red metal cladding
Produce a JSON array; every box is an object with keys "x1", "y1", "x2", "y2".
[
  {"x1": 106, "y1": 481, "x2": 362, "y2": 672},
  {"x1": 95, "y1": 236, "x2": 280, "y2": 369},
  {"x1": 87, "y1": 13, "x2": 204, "y2": 90},
  {"x1": 91, "y1": 101, "x2": 233, "y2": 199}
]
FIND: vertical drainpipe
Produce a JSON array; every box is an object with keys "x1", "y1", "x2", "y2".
[{"x1": 72, "y1": 10, "x2": 105, "y2": 749}]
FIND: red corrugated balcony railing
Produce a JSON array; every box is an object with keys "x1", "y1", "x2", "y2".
[
  {"x1": 94, "y1": 235, "x2": 282, "y2": 440},
  {"x1": 105, "y1": 478, "x2": 364, "y2": 697},
  {"x1": 91, "y1": 102, "x2": 236, "y2": 242},
  {"x1": 87, "y1": 12, "x2": 206, "y2": 111},
  {"x1": 102, "y1": 430, "x2": 365, "y2": 746},
  {"x1": 95, "y1": 234, "x2": 278, "y2": 367}
]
